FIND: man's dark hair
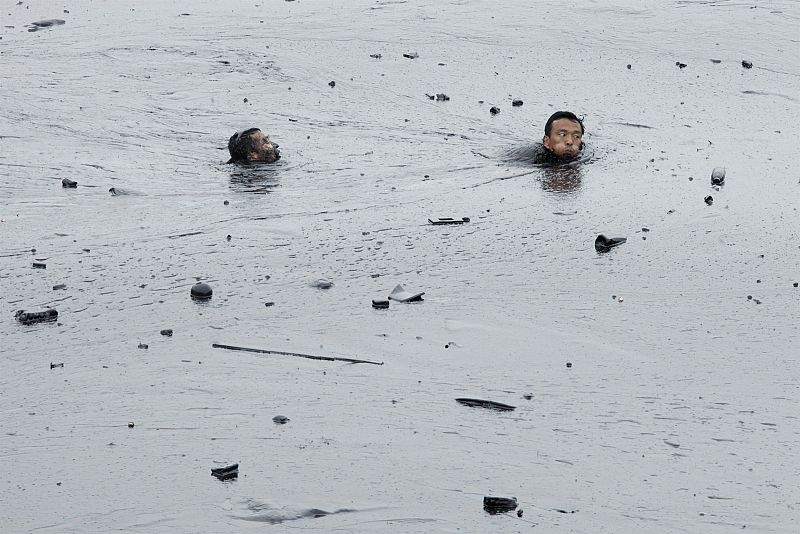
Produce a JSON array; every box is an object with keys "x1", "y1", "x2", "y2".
[
  {"x1": 544, "y1": 111, "x2": 584, "y2": 137},
  {"x1": 227, "y1": 128, "x2": 261, "y2": 162}
]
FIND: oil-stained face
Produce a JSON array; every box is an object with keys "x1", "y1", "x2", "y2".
[
  {"x1": 247, "y1": 130, "x2": 280, "y2": 163},
  {"x1": 543, "y1": 118, "x2": 583, "y2": 158}
]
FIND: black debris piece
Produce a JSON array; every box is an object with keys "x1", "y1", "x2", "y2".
[
  {"x1": 211, "y1": 463, "x2": 239, "y2": 481},
  {"x1": 435, "y1": 93, "x2": 450, "y2": 101},
  {"x1": 676, "y1": 61, "x2": 687, "y2": 69},
  {"x1": 595, "y1": 234, "x2": 627, "y2": 253},
  {"x1": 272, "y1": 415, "x2": 290, "y2": 425},
  {"x1": 403, "y1": 52, "x2": 419, "y2": 59},
  {"x1": 711, "y1": 167, "x2": 726, "y2": 185},
  {"x1": 627, "y1": 64, "x2": 632, "y2": 69},
  {"x1": 704, "y1": 195, "x2": 714, "y2": 205},
  {"x1": 456, "y1": 398, "x2": 516, "y2": 411},
  {"x1": 710, "y1": 59, "x2": 722, "y2": 63},
  {"x1": 483, "y1": 496, "x2": 518, "y2": 514},
  {"x1": 160, "y1": 329, "x2": 173, "y2": 337},
  {"x1": 16, "y1": 309, "x2": 58, "y2": 325},
  {"x1": 566, "y1": 362, "x2": 573, "y2": 368},
  {"x1": 50, "y1": 362, "x2": 64, "y2": 369},
  {"x1": 372, "y1": 299, "x2": 389, "y2": 309},
  {"x1": 489, "y1": 106, "x2": 500, "y2": 115},
  {"x1": 328, "y1": 80, "x2": 335, "y2": 87},
  {"x1": 191, "y1": 282, "x2": 213, "y2": 300},
  {"x1": 517, "y1": 509, "x2": 524, "y2": 517},
  {"x1": 369, "y1": 53, "x2": 382, "y2": 59},
  {"x1": 512, "y1": 99, "x2": 523, "y2": 106},
  {"x1": 137, "y1": 343, "x2": 148, "y2": 350},
  {"x1": 52, "y1": 283, "x2": 66, "y2": 290},
  {"x1": 32, "y1": 262, "x2": 46, "y2": 269},
  {"x1": 742, "y1": 60, "x2": 753, "y2": 69},
  {"x1": 428, "y1": 217, "x2": 469, "y2": 225},
  {"x1": 61, "y1": 178, "x2": 77, "y2": 188}
]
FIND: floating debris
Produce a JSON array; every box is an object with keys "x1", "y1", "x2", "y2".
[
  {"x1": 675, "y1": 61, "x2": 687, "y2": 69},
  {"x1": 456, "y1": 398, "x2": 516, "y2": 411},
  {"x1": 388, "y1": 284, "x2": 424, "y2": 303},
  {"x1": 16, "y1": 309, "x2": 58, "y2": 325},
  {"x1": 212, "y1": 343, "x2": 384, "y2": 365},
  {"x1": 372, "y1": 299, "x2": 389, "y2": 309},
  {"x1": 128, "y1": 422, "x2": 135, "y2": 428},
  {"x1": 211, "y1": 463, "x2": 239, "y2": 481},
  {"x1": 32, "y1": 262, "x2": 46, "y2": 269},
  {"x1": 742, "y1": 60, "x2": 753, "y2": 69},
  {"x1": 512, "y1": 99, "x2": 523, "y2": 106},
  {"x1": 50, "y1": 362, "x2": 64, "y2": 369},
  {"x1": 52, "y1": 284, "x2": 66, "y2": 290},
  {"x1": 191, "y1": 282, "x2": 213, "y2": 300},
  {"x1": 403, "y1": 52, "x2": 419, "y2": 59},
  {"x1": 328, "y1": 80, "x2": 335, "y2": 87},
  {"x1": 711, "y1": 167, "x2": 726, "y2": 185},
  {"x1": 704, "y1": 195, "x2": 714, "y2": 205},
  {"x1": 272, "y1": 415, "x2": 290, "y2": 425},
  {"x1": 595, "y1": 234, "x2": 627, "y2": 253},
  {"x1": 311, "y1": 279, "x2": 333, "y2": 290},
  {"x1": 61, "y1": 178, "x2": 77, "y2": 188},
  {"x1": 137, "y1": 343, "x2": 148, "y2": 350},
  {"x1": 483, "y1": 496, "x2": 518, "y2": 514},
  {"x1": 160, "y1": 329, "x2": 173, "y2": 337},
  {"x1": 369, "y1": 53, "x2": 382, "y2": 59},
  {"x1": 428, "y1": 217, "x2": 469, "y2": 225},
  {"x1": 490, "y1": 106, "x2": 500, "y2": 115}
]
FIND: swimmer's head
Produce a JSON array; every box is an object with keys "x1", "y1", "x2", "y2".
[
  {"x1": 543, "y1": 111, "x2": 584, "y2": 159},
  {"x1": 228, "y1": 128, "x2": 280, "y2": 163}
]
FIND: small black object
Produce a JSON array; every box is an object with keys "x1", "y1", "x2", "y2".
[
  {"x1": 711, "y1": 167, "x2": 725, "y2": 185},
  {"x1": 435, "y1": 93, "x2": 449, "y2": 101},
  {"x1": 566, "y1": 362, "x2": 572, "y2": 368},
  {"x1": 403, "y1": 52, "x2": 419, "y2": 59},
  {"x1": 50, "y1": 362, "x2": 64, "y2": 369},
  {"x1": 211, "y1": 463, "x2": 239, "y2": 481},
  {"x1": 369, "y1": 53, "x2": 382, "y2": 59},
  {"x1": 109, "y1": 187, "x2": 117, "y2": 195},
  {"x1": 793, "y1": 282, "x2": 798, "y2": 288},
  {"x1": 32, "y1": 262, "x2": 46, "y2": 269},
  {"x1": 191, "y1": 282, "x2": 213, "y2": 300},
  {"x1": 272, "y1": 415, "x2": 290, "y2": 424},
  {"x1": 223, "y1": 200, "x2": 229, "y2": 205},
  {"x1": 594, "y1": 234, "x2": 627, "y2": 253},
  {"x1": 160, "y1": 329, "x2": 173, "y2": 337},
  {"x1": 243, "y1": 97, "x2": 248, "y2": 103},
  {"x1": 264, "y1": 301, "x2": 275, "y2": 307},
  {"x1": 490, "y1": 106, "x2": 500, "y2": 115},
  {"x1": 226, "y1": 234, "x2": 232, "y2": 241},
  {"x1": 328, "y1": 80, "x2": 335, "y2": 87},
  {"x1": 52, "y1": 284, "x2": 66, "y2": 290},
  {"x1": 741, "y1": 60, "x2": 753, "y2": 69},
  {"x1": 483, "y1": 496, "x2": 518, "y2": 514},
  {"x1": 428, "y1": 217, "x2": 469, "y2": 225},
  {"x1": 704, "y1": 195, "x2": 714, "y2": 205},
  {"x1": 517, "y1": 509, "x2": 523, "y2": 517},
  {"x1": 372, "y1": 299, "x2": 389, "y2": 309},
  {"x1": 61, "y1": 178, "x2": 77, "y2": 188},
  {"x1": 523, "y1": 394, "x2": 533, "y2": 400},
  {"x1": 138, "y1": 343, "x2": 148, "y2": 349},
  {"x1": 456, "y1": 398, "x2": 516, "y2": 411},
  {"x1": 16, "y1": 309, "x2": 58, "y2": 325},
  {"x1": 512, "y1": 99, "x2": 523, "y2": 106},
  {"x1": 676, "y1": 61, "x2": 687, "y2": 69},
  {"x1": 710, "y1": 59, "x2": 722, "y2": 64},
  {"x1": 626, "y1": 64, "x2": 632, "y2": 69}
]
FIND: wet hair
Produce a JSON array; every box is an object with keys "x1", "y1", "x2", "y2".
[
  {"x1": 227, "y1": 128, "x2": 262, "y2": 162},
  {"x1": 544, "y1": 111, "x2": 585, "y2": 137}
]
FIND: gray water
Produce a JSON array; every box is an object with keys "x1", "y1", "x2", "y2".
[{"x1": 2, "y1": 0, "x2": 799, "y2": 532}]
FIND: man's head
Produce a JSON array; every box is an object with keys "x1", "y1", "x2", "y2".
[
  {"x1": 228, "y1": 128, "x2": 280, "y2": 163},
  {"x1": 542, "y1": 111, "x2": 584, "y2": 159}
]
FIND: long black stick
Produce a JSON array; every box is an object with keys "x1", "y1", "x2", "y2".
[{"x1": 211, "y1": 343, "x2": 384, "y2": 366}]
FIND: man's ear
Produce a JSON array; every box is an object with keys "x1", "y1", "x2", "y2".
[{"x1": 542, "y1": 135, "x2": 550, "y2": 149}]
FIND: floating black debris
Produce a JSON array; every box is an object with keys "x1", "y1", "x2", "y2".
[
  {"x1": 28, "y1": 19, "x2": 65, "y2": 31},
  {"x1": 52, "y1": 283, "x2": 66, "y2": 290},
  {"x1": 372, "y1": 299, "x2": 390, "y2": 309},
  {"x1": 711, "y1": 167, "x2": 726, "y2": 185},
  {"x1": 50, "y1": 362, "x2": 64, "y2": 369},
  {"x1": 512, "y1": 99, "x2": 523, "y2": 106},
  {"x1": 61, "y1": 178, "x2": 77, "y2": 188},
  {"x1": 483, "y1": 496, "x2": 518, "y2": 514},
  {"x1": 311, "y1": 279, "x2": 333, "y2": 290},
  {"x1": 595, "y1": 234, "x2": 627, "y2": 253},
  {"x1": 675, "y1": 61, "x2": 687, "y2": 69},
  {"x1": 388, "y1": 284, "x2": 424, "y2": 302},
  {"x1": 742, "y1": 60, "x2": 753, "y2": 69},
  {"x1": 456, "y1": 398, "x2": 516, "y2": 411},
  {"x1": 272, "y1": 415, "x2": 290, "y2": 425},
  {"x1": 369, "y1": 53, "x2": 382, "y2": 59},
  {"x1": 16, "y1": 309, "x2": 58, "y2": 325},
  {"x1": 137, "y1": 343, "x2": 148, "y2": 350},
  {"x1": 403, "y1": 52, "x2": 419, "y2": 59},
  {"x1": 32, "y1": 262, "x2": 46, "y2": 269},
  {"x1": 211, "y1": 463, "x2": 239, "y2": 481},
  {"x1": 428, "y1": 217, "x2": 469, "y2": 225},
  {"x1": 328, "y1": 80, "x2": 336, "y2": 87},
  {"x1": 704, "y1": 195, "x2": 714, "y2": 205},
  {"x1": 426, "y1": 93, "x2": 450, "y2": 101},
  {"x1": 490, "y1": 106, "x2": 500, "y2": 115},
  {"x1": 191, "y1": 282, "x2": 213, "y2": 300},
  {"x1": 264, "y1": 301, "x2": 275, "y2": 307},
  {"x1": 160, "y1": 329, "x2": 173, "y2": 337}
]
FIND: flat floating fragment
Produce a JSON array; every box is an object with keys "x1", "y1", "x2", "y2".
[
  {"x1": 211, "y1": 463, "x2": 239, "y2": 481},
  {"x1": 483, "y1": 496, "x2": 518, "y2": 514},
  {"x1": 456, "y1": 398, "x2": 516, "y2": 411},
  {"x1": 388, "y1": 284, "x2": 424, "y2": 302}
]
